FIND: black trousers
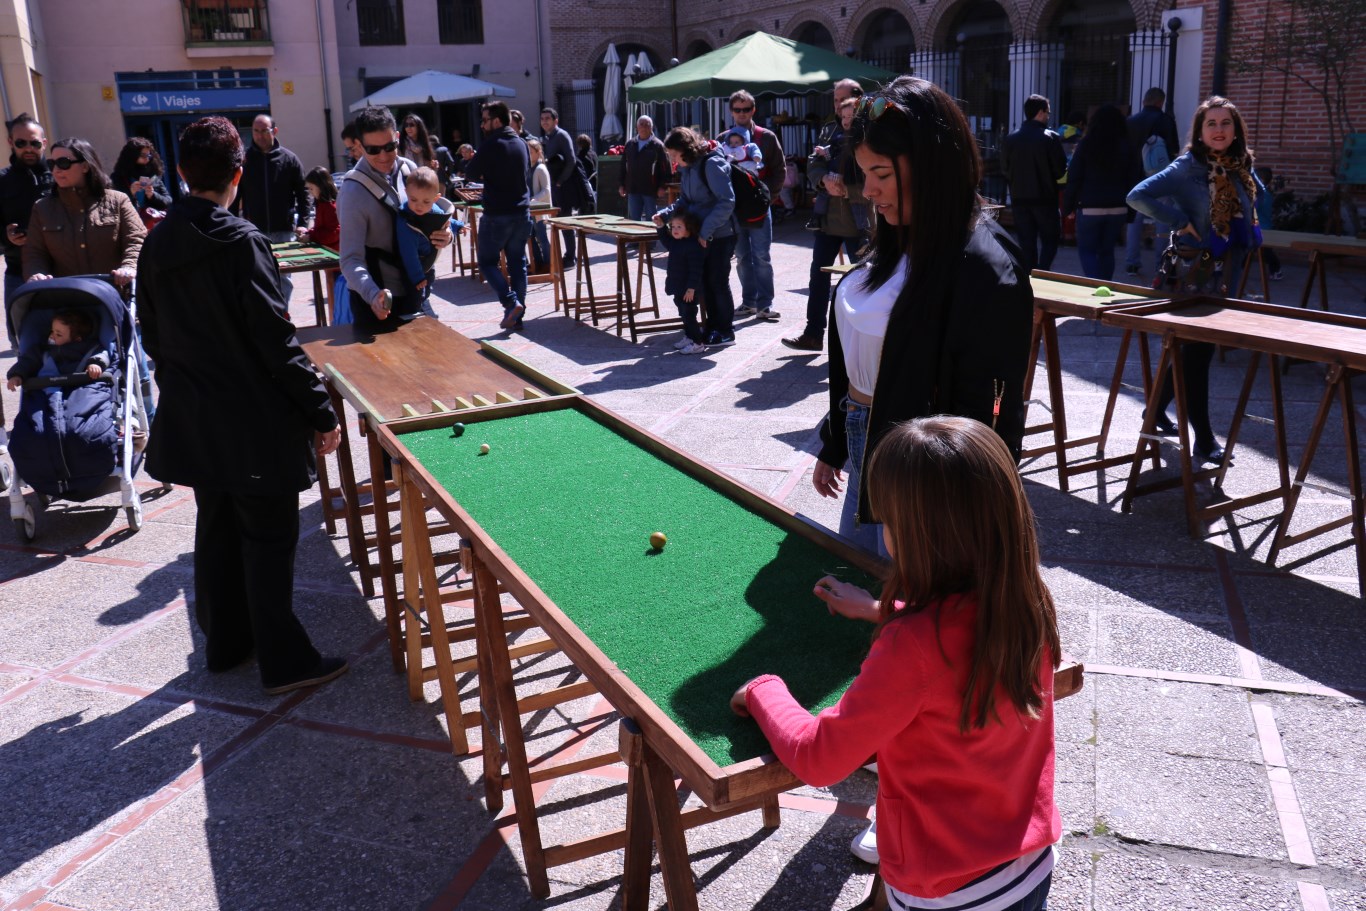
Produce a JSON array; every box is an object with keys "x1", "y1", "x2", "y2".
[
  {"x1": 1156, "y1": 340, "x2": 1217, "y2": 450},
  {"x1": 193, "y1": 488, "x2": 319, "y2": 685},
  {"x1": 1012, "y1": 202, "x2": 1061, "y2": 273}
]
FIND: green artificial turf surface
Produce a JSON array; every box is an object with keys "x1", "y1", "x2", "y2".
[{"x1": 402, "y1": 408, "x2": 878, "y2": 766}]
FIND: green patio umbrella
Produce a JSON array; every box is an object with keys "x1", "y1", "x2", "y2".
[{"x1": 627, "y1": 32, "x2": 897, "y2": 102}]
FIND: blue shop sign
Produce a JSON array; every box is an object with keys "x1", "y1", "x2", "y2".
[{"x1": 120, "y1": 87, "x2": 269, "y2": 114}]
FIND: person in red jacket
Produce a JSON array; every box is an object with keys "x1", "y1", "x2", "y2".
[
  {"x1": 732, "y1": 416, "x2": 1062, "y2": 911},
  {"x1": 297, "y1": 167, "x2": 339, "y2": 249}
]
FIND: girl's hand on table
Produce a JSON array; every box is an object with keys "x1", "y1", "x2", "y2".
[{"x1": 814, "y1": 577, "x2": 879, "y2": 623}]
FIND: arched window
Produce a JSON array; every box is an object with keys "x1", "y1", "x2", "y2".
[
  {"x1": 859, "y1": 10, "x2": 914, "y2": 74},
  {"x1": 793, "y1": 21, "x2": 835, "y2": 52}
]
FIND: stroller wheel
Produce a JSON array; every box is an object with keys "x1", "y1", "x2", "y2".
[
  {"x1": 0, "y1": 458, "x2": 11, "y2": 492},
  {"x1": 126, "y1": 498, "x2": 144, "y2": 532},
  {"x1": 14, "y1": 503, "x2": 36, "y2": 543}
]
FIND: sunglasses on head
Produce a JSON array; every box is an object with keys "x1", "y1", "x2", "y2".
[
  {"x1": 13, "y1": 138, "x2": 44, "y2": 149},
  {"x1": 363, "y1": 140, "x2": 399, "y2": 155},
  {"x1": 731, "y1": 105, "x2": 754, "y2": 113},
  {"x1": 50, "y1": 156, "x2": 85, "y2": 170},
  {"x1": 856, "y1": 95, "x2": 906, "y2": 122}
]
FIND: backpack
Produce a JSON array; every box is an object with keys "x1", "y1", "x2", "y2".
[
  {"x1": 730, "y1": 166, "x2": 771, "y2": 225},
  {"x1": 342, "y1": 160, "x2": 427, "y2": 306},
  {"x1": 1142, "y1": 133, "x2": 1171, "y2": 176}
]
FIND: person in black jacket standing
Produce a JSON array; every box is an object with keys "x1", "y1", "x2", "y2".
[
  {"x1": 1001, "y1": 94, "x2": 1066, "y2": 273},
  {"x1": 620, "y1": 115, "x2": 670, "y2": 222},
  {"x1": 1, "y1": 113, "x2": 53, "y2": 340},
  {"x1": 138, "y1": 116, "x2": 347, "y2": 695},
  {"x1": 466, "y1": 101, "x2": 532, "y2": 330},
  {"x1": 234, "y1": 115, "x2": 312, "y2": 242},
  {"x1": 1124, "y1": 87, "x2": 1181, "y2": 276}
]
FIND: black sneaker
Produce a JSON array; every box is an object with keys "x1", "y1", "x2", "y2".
[
  {"x1": 755, "y1": 309, "x2": 780, "y2": 322},
  {"x1": 1125, "y1": 265, "x2": 1139, "y2": 277},
  {"x1": 705, "y1": 331, "x2": 736, "y2": 347},
  {"x1": 499, "y1": 303, "x2": 525, "y2": 330},
  {"x1": 782, "y1": 333, "x2": 822, "y2": 351},
  {"x1": 264, "y1": 656, "x2": 349, "y2": 695},
  {"x1": 734, "y1": 304, "x2": 757, "y2": 317}
]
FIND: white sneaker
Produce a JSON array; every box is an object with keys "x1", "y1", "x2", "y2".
[
  {"x1": 850, "y1": 816, "x2": 878, "y2": 864},
  {"x1": 678, "y1": 340, "x2": 708, "y2": 355},
  {"x1": 672, "y1": 335, "x2": 692, "y2": 350},
  {"x1": 863, "y1": 760, "x2": 877, "y2": 775}
]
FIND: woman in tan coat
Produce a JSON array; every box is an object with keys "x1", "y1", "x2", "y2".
[{"x1": 23, "y1": 138, "x2": 145, "y2": 285}]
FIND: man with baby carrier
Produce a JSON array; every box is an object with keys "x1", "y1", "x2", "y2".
[{"x1": 137, "y1": 116, "x2": 348, "y2": 695}]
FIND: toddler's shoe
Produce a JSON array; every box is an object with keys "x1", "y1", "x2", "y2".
[
  {"x1": 677, "y1": 340, "x2": 708, "y2": 355},
  {"x1": 849, "y1": 817, "x2": 878, "y2": 865}
]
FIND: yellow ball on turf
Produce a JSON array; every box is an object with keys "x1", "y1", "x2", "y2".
[
  {"x1": 479, "y1": 443, "x2": 490, "y2": 455},
  {"x1": 649, "y1": 531, "x2": 667, "y2": 550}
]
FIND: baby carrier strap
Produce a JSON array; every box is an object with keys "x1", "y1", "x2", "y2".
[{"x1": 344, "y1": 160, "x2": 416, "y2": 292}]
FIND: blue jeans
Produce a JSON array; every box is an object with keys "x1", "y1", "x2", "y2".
[
  {"x1": 530, "y1": 219, "x2": 550, "y2": 271},
  {"x1": 702, "y1": 233, "x2": 737, "y2": 337},
  {"x1": 1075, "y1": 213, "x2": 1127, "y2": 280},
  {"x1": 805, "y1": 232, "x2": 864, "y2": 336},
  {"x1": 1125, "y1": 213, "x2": 1169, "y2": 272},
  {"x1": 734, "y1": 211, "x2": 774, "y2": 310},
  {"x1": 838, "y1": 399, "x2": 887, "y2": 557},
  {"x1": 626, "y1": 193, "x2": 657, "y2": 222},
  {"x1": 477, "y1": 212, "x2": 532, "y2": 312}
]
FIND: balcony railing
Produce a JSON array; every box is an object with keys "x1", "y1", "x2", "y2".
[
  {"x1": 183, "y1": 0, "x2": 271, "y2": 44},
  {"x1": 438, "y1": 0, "x2": 483, "y2": 44},
  {"x1": 358, "y1": 0, "x2": 405, "y2": 46}
]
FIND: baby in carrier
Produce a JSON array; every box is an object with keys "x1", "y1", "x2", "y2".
[
  {"x1": 6, "y1": 309, "x2": 109, "y2": 391},
  {"x1": 396, "y1": 166, "x2": 462, "y2": 304},
  {"x1": 723, "y1": 128, "x2": 763, "y2": 175}
]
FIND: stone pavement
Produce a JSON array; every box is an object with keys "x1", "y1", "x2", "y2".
[{"x1": 1, "y1": 221, "x2": 1365, "y2": 911}]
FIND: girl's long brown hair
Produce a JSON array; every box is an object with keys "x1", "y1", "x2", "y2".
[{"x1": 866, "y1": 416, "x2": 1060, "y2": 732}]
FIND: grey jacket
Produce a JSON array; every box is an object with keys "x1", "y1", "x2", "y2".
[{"x1": 338, "y1": 155, "x2": 417, "y2": 306}]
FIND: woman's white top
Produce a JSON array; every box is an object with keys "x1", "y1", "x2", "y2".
[
  {"x1": 529, "y1": 163, "x2": 552, "y2": 206},
  {"x1": 833, "y1": 256, "x2": 908, "y2": 398}
]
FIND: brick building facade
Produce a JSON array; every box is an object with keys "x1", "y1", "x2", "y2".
[{"x1": 554, "y1": 0, "x2": 1363, "y2": 202}]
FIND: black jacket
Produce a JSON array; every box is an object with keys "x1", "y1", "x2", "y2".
[
  {"x1": 819, "y1": 218, "x2": 1033, "y2": 522},
  {"x1": 0, "y1": 154, "x2": 52, "y2": 268},
  {"x1": 1001, "y1": 120, "x2": 1067, "y2": 205},
  {"x1": 1127, "y1": 105, "x2": 1181, "y2": 174},
  {"x1": 232, "y1": 140, "x2": 311, "y2": 235},
  {"x1": 623, "y1": 135, "x2": 671, "y2": 196},
  {"x1": 464, "y1": 127, "x2": 530, "y2": 216},
  {"x1": 1061, "y1": 139, "x2": 1143, "y2": 214},
  {"x1": 137, "y1": 196, "x2": 337, "y2": 495},
  {"x1": 657, "y1": 226, "x2": 705, "y2": 298}
]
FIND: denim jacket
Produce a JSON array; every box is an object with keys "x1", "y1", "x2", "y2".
[
  {"x1": 657, "y1": 148, "x2": 735, "y2": 242},
  {"x1": 1127, "y1": 151, "x2": 1264, "y2": 246}
]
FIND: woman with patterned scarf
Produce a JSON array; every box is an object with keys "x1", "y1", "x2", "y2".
[{"x1": 1127, "y1": 96, "x2": 1264, "y2": 465}]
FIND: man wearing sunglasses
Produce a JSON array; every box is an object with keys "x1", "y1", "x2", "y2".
[
  {"x1": 338, "y1": 105, "x2": 453, "y2": 331},
  {"x1": 725, "y1": 90, "x2": 784, "y2": 323},
  {"x1": 0, "y1": 113, "x2": 53, "y2": 337}
]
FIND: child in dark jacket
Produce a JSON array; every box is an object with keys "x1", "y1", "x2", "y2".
[
  {"x1": 657, "y1": 211, "x2": 708, "y2": 355},
  {"x1": 6, "y1": 309, "x2": 109, "y2": 390},
  {"x1": 397, "y1": 167, "x2": 463, "y2": 302}
]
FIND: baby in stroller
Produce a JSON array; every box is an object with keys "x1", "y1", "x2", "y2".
[{"x1": 6, "y1": 309, "x2": 110, "y2": 390}]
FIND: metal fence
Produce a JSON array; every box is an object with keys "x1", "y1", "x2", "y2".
[{"x1": 182, "y1": 0, "x2": 271, "y2": 43}]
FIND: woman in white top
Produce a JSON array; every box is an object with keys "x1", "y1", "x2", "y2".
[
  {"x1": 813, "y1": 76, "x2": 1034, "y2": 556},
  {"x1": 526, "y1": 137, "x2": 553, "y2": 270}
]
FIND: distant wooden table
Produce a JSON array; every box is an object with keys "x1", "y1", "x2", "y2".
[
  {"x1": 548, "y1": 214, "x2": 667, "y2": 342},
  {"x1": 1024, "y1": 271, "x2": 1172, "y2": 491},
  {"x1": 1101, "y1": 296, "x2": 1366, "y2": 592},
  {"x1": 297, "y1": 317, "x2": 576, "y2": 680},
  {"x1": 271, "y1": 241, "x2": 338, "y2": 326},
  {"x1": 456, "y1": 203, "x2": 558, "y2": 286},
  {"x1": 1240, "y1": 229, "x2": 1366, "y2": 309}
]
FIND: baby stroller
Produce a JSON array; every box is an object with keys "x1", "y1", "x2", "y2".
[{"x1": 4, "y1": 276, "x2": 157, "y2": 541}]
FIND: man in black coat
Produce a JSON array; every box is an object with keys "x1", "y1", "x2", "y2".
[
  {"x1": 1124, "y1": 87, "x2": 1181, "y2": 276},
  {"x1": 1, "y1": 113, "x2": 53, "y2": 341},
  {"x1": 138, "y1": 116, "x2": 347, "y2": 695},
  {"x1": 1001, "y1": 94, "x2": 1067, "y2": 273}
]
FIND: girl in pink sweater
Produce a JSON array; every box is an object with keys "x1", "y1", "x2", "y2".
[{"x1": 732, "y1": 416, "x2": 1062, "y2": 911}]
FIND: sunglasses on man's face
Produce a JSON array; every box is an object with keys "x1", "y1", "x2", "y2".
[
  {"x1": 363, "y1": 140, "x2": 399, "y2": 155},
  {"x1": 50, "y1": 156, "x2": 84, "y2": 170},
  {"x1": 731, "y1": 106, "x2": 754, "y2": 114},
  {"x1": 13, "y1": 138, "x2": 44, "y2": 149}
]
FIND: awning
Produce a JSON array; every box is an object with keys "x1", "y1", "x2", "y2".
[{"x1": 349, "y1": 70, "x2": 516, "y2": 112}]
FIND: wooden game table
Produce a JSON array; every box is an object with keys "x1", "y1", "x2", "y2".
[
  {"x1": 296, "y1": 317, "x2": 577, "y2": 686},
  {"x1": 270, "y1": 241, "x2": 338, "y2": 326},
  {"x1": 1239, "y1": 229, "x2": 1366, "y2": 309},
  {"x1": 455, "y1": 202, "x2": 558, "y2": 286},
  {"x1": 1023, "y1": 272, "x2": 1173, "y2": 491},
  {"x1": 379, "y1": 395, "x2": 1085, "y2": 909},
  {"x1": 547, "y1": 214, "x2": 668, "y2": 342},
  {"x1": 1101, "y1": 296, "x2": 1366, "y2": 592}
]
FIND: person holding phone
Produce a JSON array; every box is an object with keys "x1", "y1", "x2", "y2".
[{"x1": 1, "y1": 113, "x2": 53, "y2": 340}]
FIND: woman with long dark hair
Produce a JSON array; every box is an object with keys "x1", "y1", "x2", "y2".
[
  {"x1": 1128, "y1": 96, "x2": 1264, "y2": 463},
  {"x1": 812, "y1": 75, "x2": 1034, "y2": 555},
  {"x1": 400, "y1": 113, "x2": 437, "y2": 168},
  {"x1": 110, "y1": 137, "x2": 172, "y2": 212},
  {"x1": 23, "y1": 138, "x2": 145, "y2": 286},
  {"x1": 1062, "y1": 103, "x2": 1140, "y2": 280}
]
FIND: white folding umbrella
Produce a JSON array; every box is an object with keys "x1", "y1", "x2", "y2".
[
  {"x1": 600, "y1": 44, "x2": 624, "y2": 141},
  {"x1": 348, "y1": 70, "x2": 516, "y2": 111},
  {"x1": 634, "y1": 53, "x2": 656, "y2": 126}
]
